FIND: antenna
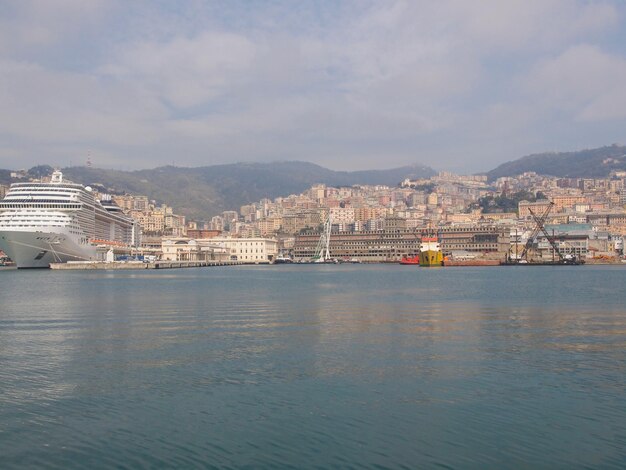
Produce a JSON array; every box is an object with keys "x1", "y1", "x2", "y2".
[{"x1": 87, "y1": 151, "x2": 92, "y2": 168}]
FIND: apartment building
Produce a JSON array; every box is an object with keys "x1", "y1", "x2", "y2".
[{"x1": 518, "y1": 200, "x2": 553, "y2": 218}]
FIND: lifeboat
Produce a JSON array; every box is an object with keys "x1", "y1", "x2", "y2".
[{"x1": 399, "y1": 254, "x2": 420, "y2": 265}]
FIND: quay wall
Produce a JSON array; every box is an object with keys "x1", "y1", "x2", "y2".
[{"x1": 50, "y1": 260, "x2": 248, "y2": 270}]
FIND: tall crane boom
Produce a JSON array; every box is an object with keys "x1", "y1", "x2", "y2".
[
  {"x1": 529, "y1": 205, "x2": 565, "y2": 262},
  {"x1": 519, "y1": 202, "x2": 554, "y2": 261},
  {"x1": 312, "y1": 214, "x2": 332, "y2": 262}
]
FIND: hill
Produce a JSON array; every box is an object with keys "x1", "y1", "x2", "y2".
[
  {"x1": 61, "y1": 161, "x2": 434, "y2": 219},
  {"x1": 486, "y1": 144, "x2": 626, "y2": 181}
]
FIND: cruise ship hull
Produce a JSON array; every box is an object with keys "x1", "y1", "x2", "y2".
[{"x1": 0, "y1": 229, "x2": 97, "y2": 268}]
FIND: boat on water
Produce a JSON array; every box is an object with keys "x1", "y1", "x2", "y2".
[
  {"x1": 0, "y1": 170, "x2": 138, "y2": 268},
  {"x1": 312, "y1": 257, "x2": 339, "y2": 264},
  {"x1": 0, "y1": 257, "x2": 15, "y2": 267},
  {"x1": 399, "y1": 254, "x2": 420, "y2": 265},
  {"x1": 444, "y1": 259, "x2": 500, "y2": 266},
  {"x1": 0, "y1": 249, "x2": 13, "y2": 266},
  {"x1": 274, "y1": 253, "x2": 294, "y2": 264},
  {"x1": 420, "y1": 235, "x2": 444, "y2": 267}
]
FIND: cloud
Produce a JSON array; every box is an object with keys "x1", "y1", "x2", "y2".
[
  {"x1": 0, "y1": 0, "x2": 113, "y2": 57},
  {"x1": 0, "y1": 59, "x2": 166, "y2": 145},
  {"x1": 102, "y1": 31, "x2": 257, "y2": 108},
  {"x1": 524, "y1": 44, "x2": 626, "y2": 121},
  {"x1": 455, "y1": 0, "x2": 618, "y2": 53},
  {"x1": 0, "y1": 1, "x2": 624, "y2": 172}
]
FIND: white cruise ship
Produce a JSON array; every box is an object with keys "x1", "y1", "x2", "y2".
[{"x1": 0, "y1": 170, "x2": 139, "y2": 268}]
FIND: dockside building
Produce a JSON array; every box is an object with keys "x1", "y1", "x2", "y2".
[{"x1": 293, "y1": 225, "x2": 510, "y2": 262}]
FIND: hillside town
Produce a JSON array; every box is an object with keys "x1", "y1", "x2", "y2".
[{"x1": 3, "y1": 167, "x2": 623, "y2": 266}]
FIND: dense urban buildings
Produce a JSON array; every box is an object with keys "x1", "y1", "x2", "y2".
[
  {"x1": 3, "y1": 169, "x2": 626, "y2": 263},
  {"x1": 222, "y1": 170, "x2": 626, "y2": 263}
]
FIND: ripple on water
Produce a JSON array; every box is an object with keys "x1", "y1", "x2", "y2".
[{"x1": 1, "y1": 266, "x2": 626, "y2": 468}]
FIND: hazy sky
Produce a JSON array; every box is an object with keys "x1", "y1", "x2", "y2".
[{"x1": 1, "y1": 1, "x2": 625, "y2": 173}]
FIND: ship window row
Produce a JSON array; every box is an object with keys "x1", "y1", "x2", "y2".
[
  {"x1": 9, "y1": 189, "x2": 78, "y2": 194},
  {"x1": 12, "y1": 184, "x2": 82, "y2": 189},
  {"x1": 2, "y1": 220, "x2": 69, "y2": 224},
  {"x1": 2, "y1": 213, "x2": 70, "y2": 219},
  {"x1": 9, "y1": 211, "x2": 70, "y2": 215},
  {"x1": 1, "y1": 217, "x2": 70, "y2": 223},
  {"x1": 10, "y1": 188, "x2": 83, "y2": 195},
  {"x1": 0, "y1": 202, "x2": 81, "y2": 209},
  {"x1": 9, "y1": 192, "x2": 79, "y2": 198},
  {"x1": 1, "y1": 216, "x2": 70, "y2": 221},
  {"x1": 6, "y1": 224, "x2": 65, "y2": 228},
  {"x1": 2, "y1": 221, "x2": 68, "y2": 225}
]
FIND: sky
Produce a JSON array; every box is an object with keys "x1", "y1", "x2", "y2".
[{"x1": 1, "y1": 0, "x2": 626, "y2": 173}]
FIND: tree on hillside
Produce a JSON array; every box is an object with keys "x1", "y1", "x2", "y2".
[
  {"x1": 28, "y1": 165, "x2": 54, "y2": 179},
  {"x1": 415, "y1": 183, "x2": 436, "y2": 192},
  {"x1": 472, "y1": 190, "x2": 540, "y2": 214}
]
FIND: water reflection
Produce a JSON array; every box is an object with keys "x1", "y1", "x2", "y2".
[{"x1": 1, "y1": 265, "x2": 626, "y2": 468}]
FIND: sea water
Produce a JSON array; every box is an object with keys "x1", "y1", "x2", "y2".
[{"x1": 1, "y1": 265, "x2": 625, "y2": 468}]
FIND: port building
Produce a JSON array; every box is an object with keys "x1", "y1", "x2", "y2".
[
  {"x1": 293, "y1": 225, "x2": 510, "y2": 262},
  {"x1": 161, "y1": 237, "x2": 278, "y2": 263}
]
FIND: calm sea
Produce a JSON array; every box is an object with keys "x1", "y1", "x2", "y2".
[{"x1": 1, "y1": 265, "x2": 626, "y2": 468}]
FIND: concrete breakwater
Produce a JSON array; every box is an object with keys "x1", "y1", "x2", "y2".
[{"x1": 50, "y1": 260, "x2": 247, "y2": 270}]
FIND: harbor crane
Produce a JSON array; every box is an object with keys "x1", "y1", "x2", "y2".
[
  {"x1": 528, "y1": 204, "x2": 567, "y2": 263},
  {"x1": 515, "y1": 201, "x2": 580, "y2": 264},
  {"x1": 312, "y1": 214, "x2": 332, "y2": 262},
  {"x1": 518, "y1": 202, "x2": 554, "y2": 262}
]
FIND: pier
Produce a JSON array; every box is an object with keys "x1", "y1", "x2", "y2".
[{"x1": 50, "y1": 260, "x2": 248, "y2": 270}]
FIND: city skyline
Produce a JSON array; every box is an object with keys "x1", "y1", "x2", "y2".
[{"x1": 1, "y1": 1, "x2": 626, "y2": 173}]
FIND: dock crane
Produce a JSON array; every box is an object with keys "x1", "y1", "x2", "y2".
[
  {"x1": 515, "y1": 201, "x2": 581, "y2": 264},
  {"x1": 528, "y1": 204, "x2": 566, "y2": 263},
  {"x1": 312, "y1": 214, "x2": 332, "y2": 262},
  {"x1": 518, "y1": 202, "x2": 554, "y2": 262}
]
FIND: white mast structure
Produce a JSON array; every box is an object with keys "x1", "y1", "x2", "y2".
[{"x1": 313, "y1": 214, "x2": 332, "y2": 262}]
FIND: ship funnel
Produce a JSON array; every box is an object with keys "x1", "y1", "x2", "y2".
[{"x1": 51, "y1": 170, "x2": 63, "y2": 184}]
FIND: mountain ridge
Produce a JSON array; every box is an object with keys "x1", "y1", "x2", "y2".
[
  {"x1": 59, "y1": 161, "x2": 435, "y2": 219},
  {"x1": 486, "y1": 144, "x2": 626, "y2": 181},
  {"x1": 4, "y1": 144, "x2": 626, "y2": 219}
]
